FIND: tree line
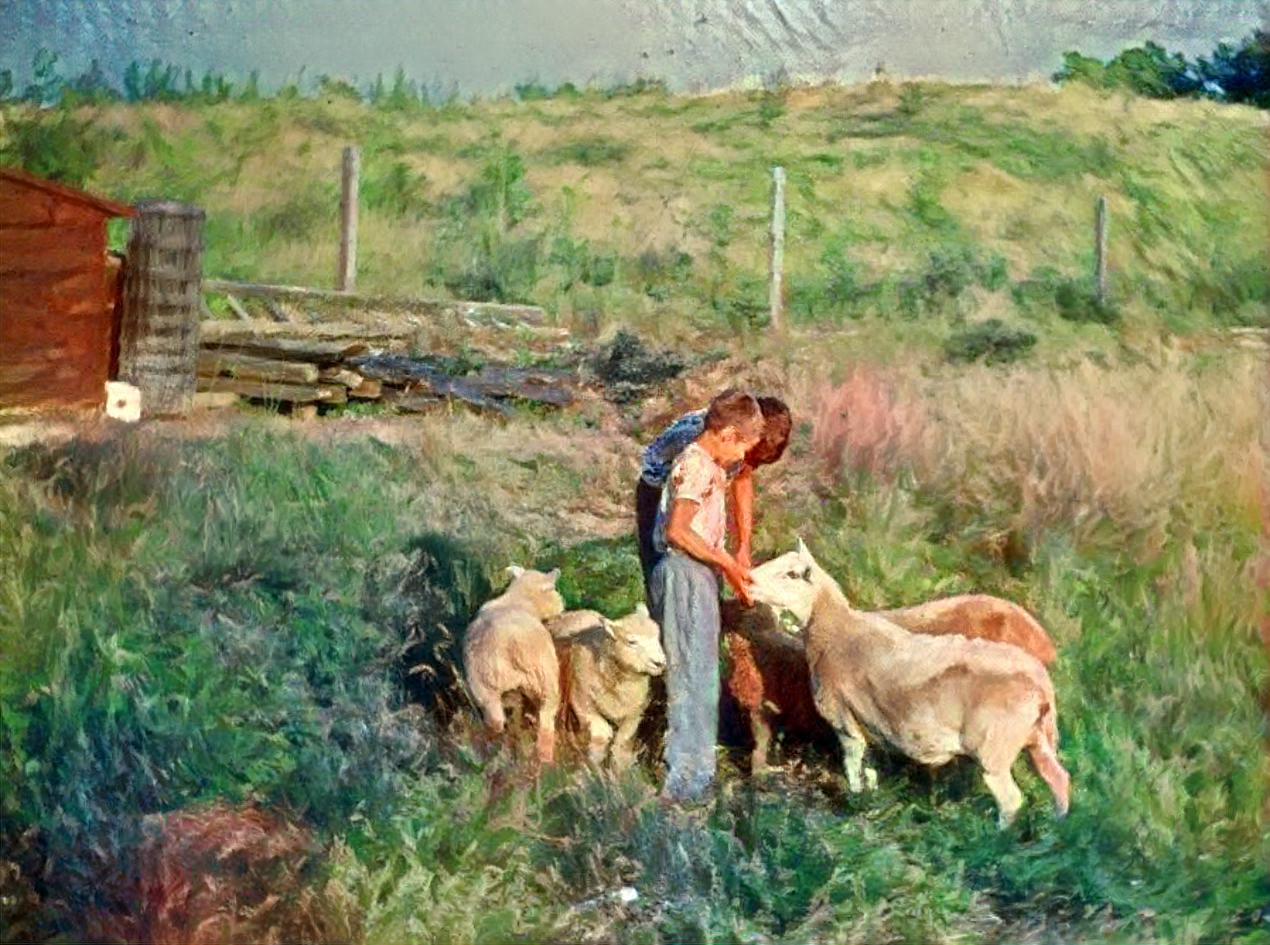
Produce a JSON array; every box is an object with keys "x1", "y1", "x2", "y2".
[
  {"x1": 1, "y1": 32, "x2": 1266, "y2": 110},
  {"x1": 1052, "y1": 32, "x2": 1269, "y2": 107}
]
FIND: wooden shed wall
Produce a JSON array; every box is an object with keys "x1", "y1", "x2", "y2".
[{"x1": 0, "y1": 181, "x2": 116, "y2": 408}]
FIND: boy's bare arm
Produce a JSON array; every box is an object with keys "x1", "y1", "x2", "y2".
[
  {"x1": 730, "y1": 465, "x2": 755, "y2": 569},
  {"x1": 665, "y1": 498, "x2": 753, "y2": 605}
]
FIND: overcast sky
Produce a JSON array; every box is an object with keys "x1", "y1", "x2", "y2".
[{"x1": 2, "y1": 0, "x2": 1266, "y2": 94}]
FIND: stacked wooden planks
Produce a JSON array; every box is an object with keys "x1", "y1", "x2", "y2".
[
  {"x1": 196, "y1": 319, "x2": 579, "y2": 414},
  {"x1": 197, "y1": 320, "x2": 407, "y2": 406}
]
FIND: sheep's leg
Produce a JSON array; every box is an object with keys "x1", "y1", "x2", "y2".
[
  {"x1": 608, "y1": 714, "x2": 641, "y2": 770},
  {"x1": 1027, "y1": 739, "x2": 1071, "y2": 817},
  {"x1": 750, "y1": 709, "x2": 774, "y2": 774},
  {"x1": 837, "y1": 731, "x2": 876, "y2": 793},
  {"x1": 584, "y1": 713, "x2": 615, "y2": 767},
  {"x1": 982, "y1": 768, "x2": 1024, "y2": 828},
  {"x1": 535, "y1": 694, "x2": 559, "y2": 766}
]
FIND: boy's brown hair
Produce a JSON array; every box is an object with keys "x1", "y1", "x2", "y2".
[
  {"x1": 704, "y1": 389, "x2": 764, "y2": 438},
  {"x1": 746, "y1": 396, "x2": 793, "y2": 466}
]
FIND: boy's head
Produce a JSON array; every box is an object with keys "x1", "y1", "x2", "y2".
[
  {"x1": 746, "y1": 396, "x2": 792, "y2": 467},
  {"x1": 703, "y1": 389, "x2": 764, "y2": 465}
]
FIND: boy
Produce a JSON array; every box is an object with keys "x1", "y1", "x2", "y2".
[
  {"x1": 647, "y1": 390, "x2": 766, "y2": 802},
  {"x1": 636, "y1": 395, "x2": 792, "y2": 593}
]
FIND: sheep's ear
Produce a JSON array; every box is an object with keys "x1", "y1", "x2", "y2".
[
  {"x1": 505, "y1": 565, "x2": 525, "y2": 579},
  {"x1": 796, "y1": 536, "x2": 810, "y2": 559},
  {"x1": 546, "y1": 567, "x2": 561, "y2": 582},
  {"x1": 635, "y1": 602, "x2": 649, "y2": 617},
  {"x1": 602, "y1": 619, "x2": 618, "y2": 639}
]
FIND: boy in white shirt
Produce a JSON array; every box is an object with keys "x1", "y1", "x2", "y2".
[{"x1": 649, "y1": 389, "x2": 765, "y2": 803}]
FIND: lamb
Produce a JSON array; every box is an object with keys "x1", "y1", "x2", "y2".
[
  {"x1": 462, "y1": 565, "x2": 566, "y2": 764},
  {"x1": 722, "y1": 591, "x2": 1058, "y2": 773},
  {"x1": 748, "y1": 540, "x2": 1070, "y2": 827},
  {"x1": 548, "y1": 604, "x2": 666, "y2": 768}
]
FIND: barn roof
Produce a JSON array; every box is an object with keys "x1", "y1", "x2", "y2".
[{"x1": 0, "y1": 165, "x2": 135, "y2": 218}]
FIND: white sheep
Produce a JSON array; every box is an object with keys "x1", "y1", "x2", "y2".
[
  {"x1": 548, "y1": 604, "x2": 666, "y2": 769},
  {"x1": 462, "y1": 565, "x2": 566, "y2": 764},
  {"x1": 749, "y1": 539, "x2": 1071, "y2": 827}
]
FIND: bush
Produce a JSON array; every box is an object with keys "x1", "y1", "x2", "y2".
[
  {"x1": 1012, "y1": 267, "x2": 1120, "y2": 325},
  {"x1": 549, "y1": 234, "x2": 618, "y2": 289},
  {"x1": 0, "y1": 105, "x2": 107, "y2": 186},
  {"x1": 945, "y1": 319, "x2": 1037, "y2": 364},
  {"x1": 444, "y1": 234, "x2": 543, "y2": 303},
  {"x1": 548, "y1": 136, "x2": 631, "y2": 167},
  {"x1": 363, "y1": 532, "x2": 494, "y2": 723},
  {"x1": 538, "y1": 536, "x2": 645, "y2": 617},
  {"x1": 362, "y1": 159, "x2": 429, "y2": 217}
]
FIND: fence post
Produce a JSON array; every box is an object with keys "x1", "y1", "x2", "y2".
[
  {"x1": 1095, "y1": 195, "x2": 1109, "y2": 305},
  {"x1": 769, "y1": 165, "x2": 786, "y2": 331},
  {"x1": 338, "y1": 145, "x2": 360, "y2": 291},
  {"x1": 118, "y1": 200, "x2": 205, "y2": 417}
]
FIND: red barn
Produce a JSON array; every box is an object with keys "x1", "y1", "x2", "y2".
[{"x1": 0, "y1": 166, "x2": 135, "y2": 409}]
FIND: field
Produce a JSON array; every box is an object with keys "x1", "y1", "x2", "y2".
[{"x1": 0, "y1": 79, "x2": 1267, "y2": 944}]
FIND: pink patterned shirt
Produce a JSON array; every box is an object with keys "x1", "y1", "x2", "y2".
[{"x1": 653, "y1": 442, "x2": 728, "y2": 555}]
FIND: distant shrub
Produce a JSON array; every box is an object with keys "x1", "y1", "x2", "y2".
[
  {"x1": 756, "y1": 89, "x2": 786, "y2": 128},
  {"x1": 362, "y1": 159, "x2": 429, "y2": 217},
  {"x1": 602, "y1": 77, "x2": 669, "y2": 99},
  {"x1": 259, "y1": 182, "x2": 337, "y2": 240},
  {"x1": 945, "y1": 319, "x2": 1037, "y2": 364},
  {"x1": 514, "y1": 79, "x2": 554, "y2": 101},
  {"x1": 897, "y1": 83, "x2": 927, "y2": 117},
  {"x1": 316, "y1": 74, "x2": 363, "y2": 103},
  {"x1": 896, "y1": 244, "x2": 1007, "y2": 318},
  {"x1": 548, "y1": 136, "x2": 631, "y2": 166},
  {"x1": 445, "y1": 234, "x2": 542, "y2": 303},
  {"x1": 549, "y1": 234, "x2": 617, "y2": 289},
  {"x1": 0, "y1": 106, "x2": 107, "y2": 186},
  {"x1": 633, "y1": 245, "x2": 693, "y2": 299},
  {"x1": 1012, "y1": 267, "x2": 1120, "y2": 325}
]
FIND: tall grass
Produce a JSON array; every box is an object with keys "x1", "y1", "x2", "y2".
[{"x1": 2, "y1": 343, "x2": 1264, "y2": 943}]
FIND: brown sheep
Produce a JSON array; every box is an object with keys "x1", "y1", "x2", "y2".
[
  {"x1": 462, "y1": 566, "x2": 566, "y2": 764},
  {"x1": 722, "y1": 591, "x2": 1058, "y2": 774}
]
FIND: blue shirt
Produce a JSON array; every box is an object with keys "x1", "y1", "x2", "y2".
[
  {"x1": 640, "y1": 410, "x2": 707, "y2": 487},
  {"x1": 640, "y1": 409, "x2": 744, "y2": 487}
]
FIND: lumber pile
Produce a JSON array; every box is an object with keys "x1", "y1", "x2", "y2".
[{"x1": 196, "y1": 319, "x2": 580, "y2": 414}]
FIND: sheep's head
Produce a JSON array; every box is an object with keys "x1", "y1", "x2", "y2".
[
  {"x1": 504, "y1": 565, "x2": 565, "y2": 618},
  {"x1": 603, "y1": 603, "x2": 666, "y2": 676},
  {"x1": 749, "y1": 538, "x2": 826, "y2": 626}
]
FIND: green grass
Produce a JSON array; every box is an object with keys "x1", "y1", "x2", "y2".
[{"x1": 0, "y1": 407, "x2": 1262, "y2": 943}]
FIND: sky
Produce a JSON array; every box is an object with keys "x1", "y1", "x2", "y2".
[{"x1": 2, "y1": 0, "x2": 1266, "y2": 95}]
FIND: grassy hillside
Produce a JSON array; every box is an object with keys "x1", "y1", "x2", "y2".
[
  {"x1": 0, "y1": 78, "x2": 1266, "y2": 944},
  {"x1": 2, "y1": 79, "x2": 1266, "y2": 354}
]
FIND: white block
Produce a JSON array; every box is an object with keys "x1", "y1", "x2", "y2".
[{"x1": 105, "y1": 381, "x2": 141, "y2": 422}]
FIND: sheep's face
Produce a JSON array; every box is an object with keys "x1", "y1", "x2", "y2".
[
  {"x1": 749, "y1": 540, "x2": 822, "y2": 626},
  {"x1": 604, "y1": 604, "x2": 666, "y2": 676},
  {"x1": 504, "y1": 565, "x2": 566, "y2": 618}
]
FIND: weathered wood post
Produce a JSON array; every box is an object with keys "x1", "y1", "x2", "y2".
[
  {"x1": 338, "y1": 145, "x2": 360, "y2": 291},
  {"x1": 1095, "y1": 195, "x2": 1109, "y2": 306},
  {"x1": 769, "y1": 165, "x2": 786, "y2": 331},
  {"x1": 117, "y1": 200, "x2": 205, "y2": 417}
]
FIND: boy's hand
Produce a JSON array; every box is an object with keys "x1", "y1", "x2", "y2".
[{"x1": 720, "y1": 554, "x2": 754, "y2": 607}]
